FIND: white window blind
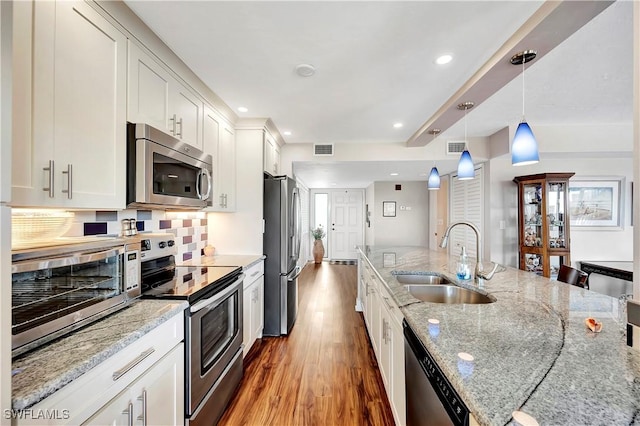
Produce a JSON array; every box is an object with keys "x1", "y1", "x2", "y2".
[{"x1": 450, "y1": 166, "x2": 484, "y2": 260}]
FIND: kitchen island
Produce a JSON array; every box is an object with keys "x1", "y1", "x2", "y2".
[{"x1": 359, "y1": 246, "x2": 640, "y2": 425}]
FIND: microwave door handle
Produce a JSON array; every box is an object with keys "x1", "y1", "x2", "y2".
[
  {"x1": 190, "y1": 274, "x2": 245, "y2": 314},
  {"x1": 201, "y1": 169, "x2": 212, "y2": 200},
  {"x1": 195, "y1": 171, "x2": 202, "y2": 200}
]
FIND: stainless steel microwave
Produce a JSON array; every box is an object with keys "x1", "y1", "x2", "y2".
[{"x1": 127, "y1": 122, "x2": 213, "y2": 210}]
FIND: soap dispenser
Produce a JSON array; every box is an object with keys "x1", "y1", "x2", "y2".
[{"x1": 456, "y1": 246, "x2": 471, "y2": 280}]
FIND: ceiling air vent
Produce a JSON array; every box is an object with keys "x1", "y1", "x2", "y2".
[
  {"x1": 446, "y1": 141, "x2": 466, "y2": 155},
  {"x1": 313, "y1": 143, "x2": 334, "y2": 156}
]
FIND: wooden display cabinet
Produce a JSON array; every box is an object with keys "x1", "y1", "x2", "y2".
[{"x1": 513, "y1": 173, "x2": 575, "y2": 278}]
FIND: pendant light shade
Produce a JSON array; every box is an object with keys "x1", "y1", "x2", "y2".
[
  {"x1": 512, "y1": 121, "x2": 539, "y2": 166},
  {"x1": 426, "y1": 128, "x2": 442, "y2": 190},
  {"x1": 456, "y1": 101, "x2": 475, "y2": 180},
  {"x1": 457, "y1": 150, "x2": 475, "y2": 180},
  {"x1": 427, "y1": 166, "x2": 441, "y2": 190},
  {"x1": 511, "y1": 50, "x2": 539, "y2": 166}
]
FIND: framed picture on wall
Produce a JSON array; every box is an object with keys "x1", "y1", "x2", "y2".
[
  {"x1": 383, "y1": 201, "x2": 396, "y2": 217},
  {"x1": 569, "y1": 177, "x2": 624, "y2": 229}
]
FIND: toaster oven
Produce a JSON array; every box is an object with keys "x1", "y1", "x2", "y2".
[{"x1": 11, "y1": 238, "x2": 140, "y2": 356}]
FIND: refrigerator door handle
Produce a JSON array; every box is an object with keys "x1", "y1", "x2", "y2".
[
  {"x1": 287, "y1": 265, "x2": 303, "y2": 281},
  {"x1": 291, "y1": 187, "x2": 301, "y2": 259}
]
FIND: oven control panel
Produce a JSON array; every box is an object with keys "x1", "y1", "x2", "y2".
[{"x1": 139, "y1": 233, "x2": 177, "y2": 261}]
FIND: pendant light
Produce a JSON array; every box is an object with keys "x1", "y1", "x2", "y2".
[
  {"x1": 427, "y1": 129, "x2": 441, "y2": 190},
  {"x1": 456, "y1": 101, "x2": 475, "y2": 180},
  {"x1": 511, "y1": 50, "x2": 539, "y2": 166}
]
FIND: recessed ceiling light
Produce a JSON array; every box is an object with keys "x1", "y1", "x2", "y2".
[
  {"x1": 435, "y1": 54, "x2": 453, "y2": 65},
  {"x1": 295, "y1": 64, "x2": 316, "y2": 77},
  {"x1": 283, "y1": 131, "x2": 292, "y2": 136},
  {"x1": 390, "y1": 173, "x2": 399, "y2": 176},
  {"x1": 330, "y1": 182, "x2": 337, "y2": 186},
  {"x1": 393, "y1": 123, "x2": 403, "y2": 128},
  {"x1": 237, "y1": 106, "x2": 248, "y2": 113}
]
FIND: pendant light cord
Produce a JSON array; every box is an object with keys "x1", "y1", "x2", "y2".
[
  {"x1": 522, "y1": 59, "x2": 526, "y2": 120},
  {"x1": 464, "y1": 108, "x2": 468, "y2": 149}
]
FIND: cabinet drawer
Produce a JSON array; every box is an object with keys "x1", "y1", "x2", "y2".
[
  {"x1": 244, "y1": 261, "x2": 264, "y2": 288},
  {"x1": 17, "y1": 313, "x2": 184, "y2": 425}
]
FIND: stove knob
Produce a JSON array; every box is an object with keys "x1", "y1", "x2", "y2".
[
  {"x1": 167, "y1": 240, "x2": 175, "y2": 247},
  {"x1": 159, "y1": 241, "x2": 167, "y2": 249}
]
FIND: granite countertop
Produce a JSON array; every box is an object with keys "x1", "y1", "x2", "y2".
[
  {"x1": 359, "y1": 246, "x2": 640, "y2": 426},
  {"x1": 179, "y1": 254, "x2": 265, "y2": 270},
  {"x1": 12, "y1": 299, "x2": 188, "y2": 410}
]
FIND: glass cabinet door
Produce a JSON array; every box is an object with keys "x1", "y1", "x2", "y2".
[
  {"x1": 522, "y1": 183, "x2": 543, "y2": 248},
  {"x1": 547, "y1": 182, "x2": 567, "y2": 249}
]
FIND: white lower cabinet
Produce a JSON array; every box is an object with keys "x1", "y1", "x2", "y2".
[
  {"x1": 84, "y1": 343, "x2": 184, "y2": 426},
  {"x1": 242, "y1": 261, "x2": 264, "y2": 357},
  {"x1": 359, "y1": 256, "x2": 406, "y2": 426},
  {"x1": 14, "y1": 313, "x2": 185, "y2": 426}
]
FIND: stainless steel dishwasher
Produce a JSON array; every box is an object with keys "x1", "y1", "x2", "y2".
[{"x1": 404, "y1": 320, "x2": 469, "y2": 426}]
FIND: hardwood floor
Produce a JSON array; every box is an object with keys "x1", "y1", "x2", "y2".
[{"x1": 218, "y1": 262, "x2": 395, "y2": 426}]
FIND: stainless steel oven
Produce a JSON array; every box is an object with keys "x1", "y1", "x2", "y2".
[
  {"x1": 186, "y1": 273, "x2": 244, "y2": 426},
  {"x1": 11, "y1": 238, "x2": 140, "y2": 356},
  {"x1": 127, "y1": 122, "x2": 213, "y2": 210},
  {"x1": 138, "y1": 234, "x2": 244, "y2": 425}
]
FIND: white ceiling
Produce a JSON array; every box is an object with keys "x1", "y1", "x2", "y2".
[{"x1": 125, "y1": 1, "x2": 633, "y2": 188}]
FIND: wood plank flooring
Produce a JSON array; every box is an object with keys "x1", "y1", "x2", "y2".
[{"x1": 218, "y1": 262, "x2": 395, "y2": 426}]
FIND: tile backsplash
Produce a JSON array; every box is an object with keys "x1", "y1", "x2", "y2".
[{"x1": 62, "y1": 209, "x2": 208, "y2": 262}]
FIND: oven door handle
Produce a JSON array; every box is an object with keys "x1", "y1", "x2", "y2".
[
  {"x1": 12, "y1": 247, "x2": 124, "y2": 274},
  {"x1": 190, "y1": 273, "x2": 245, "y2": 314}
]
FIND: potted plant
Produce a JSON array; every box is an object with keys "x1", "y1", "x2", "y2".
[{"x1": 311, "y1": 225, "x2": 326, "y2": 263}]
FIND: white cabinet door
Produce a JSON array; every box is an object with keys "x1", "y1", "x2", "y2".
[
  {"x1": 128, "y1": 42, "x2": 203, "y2": 150},
  {"x1": 127, "y1": 41, "x2": 171, "y2": 133},
  {"x1": 263, "y1": 132, "x2": 279, "y2": 176},
  {"x1": 203, "y1": 105, "x2": 236, "y2": 212},
  {"x1": 242, "y1": 261, "x2": 264, "y2": 357},
  {"x1": 252, "y1": 275, "x2": 264, "y2": 340},
  {"x1": 12, "y1": 0, "x2": 126, "y2": 209},
  {"x1": 85, "y1": 344, "x2": 184, "y2": 426},
  {"x1": 170, "y1": 80, "x2": 203, "y2": 150},
  {"x1": 390, "y1": 317, "x2": 406, "y2": 426},
  {"x1": 219, "y1": 123, "x2": 236, "y2": 210}
]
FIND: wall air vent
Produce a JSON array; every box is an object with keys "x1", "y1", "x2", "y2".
[
  {"x1": 313, "y1": 143, "x2": 334, "y2": 156},
  {"x1": 446, "y1": 141, "x2": 466, "y2": 155}
]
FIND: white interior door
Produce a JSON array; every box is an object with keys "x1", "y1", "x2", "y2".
[{"x1": 330, "y1": 190, "x2": 364, "y2": 260}]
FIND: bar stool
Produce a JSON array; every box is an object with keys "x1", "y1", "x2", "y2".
[{"x1": 557, "y1": 264, "x2": 589, "y2": 288}]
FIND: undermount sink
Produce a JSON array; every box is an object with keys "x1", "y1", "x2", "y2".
[
  {"x1": 404, "y1": 284, "x2": 495, "y2": 304},
  {"x1": 393, "y1": 272, "x2": 453, "y2": 285}
]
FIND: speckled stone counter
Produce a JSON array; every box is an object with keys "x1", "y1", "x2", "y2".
[
  {"x1": 359, "y1": 246, "x2": 640, "y2": 426},
  {"x1": 178, "y1": 254, "x2": 264, "y2": 270},
  {"x1": 12, "y1": 299, "x2": 188, "y2": 410}
]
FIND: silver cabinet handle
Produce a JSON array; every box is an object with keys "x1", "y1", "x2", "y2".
[
  {"x1": 112, "y1": 348, "x2": 155, "y2": 381},
  {"x1": 123, "y1": 402, "x2": 134, "y2": 426},
  {"x1": 42, "y1": 160, "x2": 54, "y2": 197},
  {"x1": 176, "y1": 117, "x2": 183, "y2": 138},
  {"x1": 249, "y1": 270, "x2": 260, "y2": 278},
  {"x1": 61, "y1": 164, "x2": 72, "y2": 199},
  {"x1": 219, "y1": 194, "x2": 225, "y2": 208},
  {"x1": 169, "y1": 114, "x2": 177, "y2": 135},
  {"x1": 137, "y1": 390, "x2": 147, "y2": 426}
]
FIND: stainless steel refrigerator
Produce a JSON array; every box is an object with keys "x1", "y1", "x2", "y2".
[{"x1": 263, "y1": 175, "x2": 302, "y2": 336}]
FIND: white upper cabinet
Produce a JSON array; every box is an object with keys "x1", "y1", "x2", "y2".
[
  {"x1": 127, "y1": 42, "x2": 203, "y2": 150},
  {"x1": 127, "y1": 40, "x2": 170, "y2": 132},
  {"x1": 203, "y1": 104, "x2": 236, "y2": 212},
  {"x1": 263, "y1": 131, "x2": 281, "y2": 176},
  {"x1": 12, "y1": 0, "x2": 126, "y2": 209}
]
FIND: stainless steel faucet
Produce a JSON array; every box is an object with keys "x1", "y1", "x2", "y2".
[{"x1": 440, "y1": 220, "x2": 501, "y2": 283}]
